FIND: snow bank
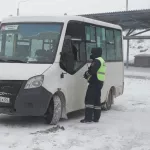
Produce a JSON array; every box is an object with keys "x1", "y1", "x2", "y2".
[{"x1": 124, "y1": 66, "x2": 150, "y2": 78}]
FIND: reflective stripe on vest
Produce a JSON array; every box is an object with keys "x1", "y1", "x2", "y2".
[{"x1": 96, "y1": 57, "x2": 106, "y2": 81}]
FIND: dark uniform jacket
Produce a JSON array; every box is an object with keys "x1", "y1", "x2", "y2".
[{"x1": 84, "y1": 48, "x2": 103, "y2": 84}]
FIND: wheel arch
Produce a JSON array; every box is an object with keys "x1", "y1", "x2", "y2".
[
  {"x1": 102, "y1": 86, "x2": 116, "y2": 110},
  {"x1": 110, "y1": 86, "x2": 116, "y2": 96},
  {"x1": 105, "y1": 86, "x2": 116, "y2": 101},
  {"x1": 109, "y1": 86, "x2": 116, "y2": 104}
]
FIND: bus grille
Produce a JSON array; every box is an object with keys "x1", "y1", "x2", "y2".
[{"x1": 0, "y1": 81, "x2": 24, "y2": 107}]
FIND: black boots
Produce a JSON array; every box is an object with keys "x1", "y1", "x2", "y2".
[
  {"x1": 80, "y1": 119, "x2": 92, "y2": 123},
  {"x1": 80, "y1": 118, "x2": 99, "y2": 123}
]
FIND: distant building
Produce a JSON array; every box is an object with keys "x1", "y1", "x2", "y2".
[{"x1": 134, "y1": 54, "x2": 150, "y2": 67}]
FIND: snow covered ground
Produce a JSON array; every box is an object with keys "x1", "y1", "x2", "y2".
[
  {"x1": 125, "y1": 66, "x2": 150, "y2": 79},
  {"x1": 0, "y1": 68, "x2": 150, "y2": 150}
]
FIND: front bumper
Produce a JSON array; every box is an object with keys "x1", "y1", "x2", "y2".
[{"x1": 0, "y1": 80, "x2": 52, "y2": 116}]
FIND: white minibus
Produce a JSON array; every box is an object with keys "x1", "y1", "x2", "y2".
[{"x1": 0, "y1": 16, "x2": 124, "y2": 124}]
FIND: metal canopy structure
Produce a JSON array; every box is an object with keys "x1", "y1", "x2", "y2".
[
  {"x1": 80, "y1": 9, "x2": 150, "y2": 30},
  {"x1": 80, "y1": 9, "x2": 150, "y2": 68}
]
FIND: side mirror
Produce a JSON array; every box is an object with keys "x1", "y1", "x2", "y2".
[
  {"x1": 60, "y1": 35, "x2": 75, "y2": 74},
  {"x1": 63, "y1": 35, "x2": 72, "y2": 52},
  {"x1": 61, "y1": 52, "x2": 75, "y2": 74}
]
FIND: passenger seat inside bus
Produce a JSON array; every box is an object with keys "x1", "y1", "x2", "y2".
[
  {"x1": 15, "y1": 45, "x2": 30, "y2": 57},
  {"x1": 35, "y1": 49, "x2": 54, "y2": 61}
]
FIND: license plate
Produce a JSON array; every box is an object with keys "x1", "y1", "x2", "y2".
[{"x1": 0, "y1": 97, "x2": 10, "y2": 103}]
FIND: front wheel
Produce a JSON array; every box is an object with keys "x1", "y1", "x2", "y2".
[{"x1": 45, "y1": 95, "x2": 62, "y2": 125}]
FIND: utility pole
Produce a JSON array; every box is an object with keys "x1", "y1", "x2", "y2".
[
  {"x1": 126, "y1": 0, "x2": 128, "y2": 11},
  {"x1": 126, "y1": 0, "x2": 129, "y2": 68},
  {"x1": 17, "y1": 7, "x2": 19, "y2": 16},
  {"x1": 17, "y1": 0, "x2": 30, "y2": 16}
]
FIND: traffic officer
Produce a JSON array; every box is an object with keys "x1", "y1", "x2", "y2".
[{"x1": 80, "y1": 47, "x2": 106, "y2": 123}]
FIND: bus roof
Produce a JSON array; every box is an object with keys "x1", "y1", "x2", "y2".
[{"x1": 1, "y1": 15, "x2": 122, "y2": 30}]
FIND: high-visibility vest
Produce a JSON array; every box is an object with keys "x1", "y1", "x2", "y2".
[{"x1": 96, "y1": 57, "x2": 106, "y2": 81}]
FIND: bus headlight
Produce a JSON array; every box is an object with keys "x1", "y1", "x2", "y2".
[{"x1": 24, "y1": 75, "x2": 44, "y2": 89}]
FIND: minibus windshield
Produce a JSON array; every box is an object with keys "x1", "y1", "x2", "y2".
[{"x1": 0, "y1": 23, "x2": 63, "y2": 64}]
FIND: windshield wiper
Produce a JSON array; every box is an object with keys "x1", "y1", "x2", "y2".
[
  {"x1": 28, "y1": 61, "x2": 51, "y2": 64},
  {"x1": 6, "y1": 59, "x2": 26, "y2": 63}
]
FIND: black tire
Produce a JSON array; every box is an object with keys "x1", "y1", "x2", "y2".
[
  {"x1": 102, "y1": 89, "x2": 113, "y2": 111},
  {"x1": 45, "y1": 95, "x2": 62, "y2": 125}
]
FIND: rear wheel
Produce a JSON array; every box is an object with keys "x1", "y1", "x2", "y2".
[
  {"x1": 45, "y1": 95, "x2": 62, "y2": 125},
  {"x1": 102, "y1": 89, "x2": 113, "y2": 111}
]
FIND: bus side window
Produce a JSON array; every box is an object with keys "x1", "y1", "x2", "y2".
[
  {"x1": 96, "y1": 27, "x2": 106, "y2": 60},
  {"x1": 114, "y1": 30, "x2": 123, "y2": 61},
  {"x1": 106, "y1": 29, "x2": 115, "y2": 61},
  {"x1": 85, "y1": 25, "x2": 97, "y2": 61}
]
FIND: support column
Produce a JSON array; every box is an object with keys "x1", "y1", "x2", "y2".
[
  {"x1": 126, "y1": 39, "x2": 130, "y2": 68},
  {"x1": 17, "y1": 8, "x2": 19, "y2": 16}
]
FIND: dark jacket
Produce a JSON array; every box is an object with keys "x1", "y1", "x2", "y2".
[
  {"x1": 88, "y1": 59, "x2": 101, "y2": 84},
  {"x1": 85, "y1": 48, "x2": 103, "y2": 84}
]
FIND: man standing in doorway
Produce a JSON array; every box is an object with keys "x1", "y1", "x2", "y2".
[{"x1": 80, "y1": 48, "x2": 106, "y2": 123}]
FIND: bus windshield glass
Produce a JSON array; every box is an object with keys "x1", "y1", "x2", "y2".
[{"x1": 0, "y1": 23, "x2": 63, "y2": 64}]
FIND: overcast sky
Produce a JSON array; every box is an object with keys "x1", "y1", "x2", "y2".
[{"x1": 0, "y1": 0, "x2": 150, "y2": 20}]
